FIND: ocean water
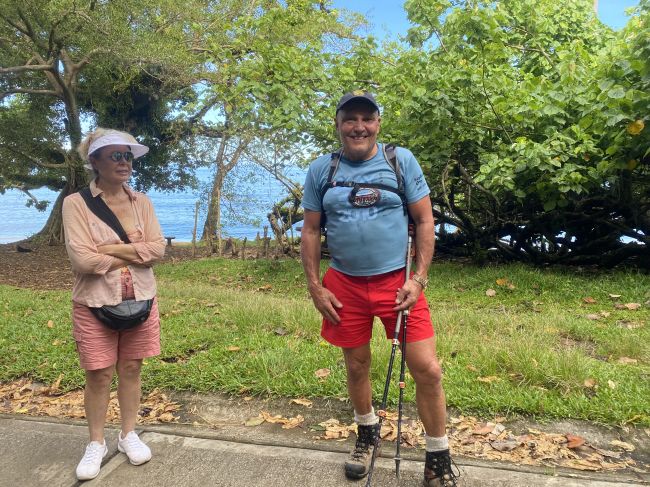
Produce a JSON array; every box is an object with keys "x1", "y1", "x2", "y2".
[{"x1": 0, "y1": 167, "x2": 305, "y2": 244}]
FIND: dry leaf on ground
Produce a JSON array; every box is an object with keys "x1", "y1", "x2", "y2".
[
  {"x1": 610, "y1": 440, "x2": 635, "y2": 452},
  {"x1": 290, "y1": 398, "x2": 313, "y2": 408},
  {"x1": 617, "y1": 357, "x2": 638, "y2": 365},
  {"x1": 566, "y1": 434, "x2": 586, "y2": 449},
  {"x1": 314, "y1": 368, "x2": 330, "y2": 379},
  {"x1": 486, "y1": 289, "x2": 497, "y2": 297}
]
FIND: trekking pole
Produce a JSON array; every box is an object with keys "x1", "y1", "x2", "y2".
[
  {"x1": 395, "y1": 287, "x2": 409, "y2": 478},
  {"x1": 365, "y1": 232, "x2": 413, "y2": 487}
]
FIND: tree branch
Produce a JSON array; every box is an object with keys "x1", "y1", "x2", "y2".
[
  {"x1": 1, "y1": 88, "x2": 61, "y2": 99},
  {"x1": 0, "y1": 64, "x2": 54, "y2": 74},
  {"x1": 0, "y1": 144, "x2": 67, "y2": 169}
]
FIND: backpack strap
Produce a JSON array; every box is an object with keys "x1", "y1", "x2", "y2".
[
  {"x1": 319, "y1": 144, "x2": 409, "y2": 230},
  {"x1": 383, "y1": 143, "x2": 405, "y2": 195},
  {"x1": 320, "y1": 150, "x2": 343, "y2": 230},
  {"x1": 79, "y1": 187, "x2": 132, "y2": 244}
]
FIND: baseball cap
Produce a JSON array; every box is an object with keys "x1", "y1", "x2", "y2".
[{"x1": 336, "y1": 90, "x2": 380, "y2": 114}]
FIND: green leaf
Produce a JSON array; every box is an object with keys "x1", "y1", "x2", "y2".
[
  {"x1": 607, "y1": 86, "x2": 626, "y2": 99},
  {"x1": 598, "y1": 79, "x2": 614, "y2": 92},
  {"x1": 543, "y1": 199, "x2": 557, "y2": 212}
]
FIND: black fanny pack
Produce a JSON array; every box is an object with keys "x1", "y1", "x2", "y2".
[
  {"x1": 90, "y1": 298, "x2": 153, "y2": 331},
  {"x1": 79, "y1": 187, "x2": 154, "y2": 331}
]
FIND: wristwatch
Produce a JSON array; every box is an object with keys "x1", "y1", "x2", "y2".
[{"x1": 411, "y1": 274, "x2": 429, "y2": 289}]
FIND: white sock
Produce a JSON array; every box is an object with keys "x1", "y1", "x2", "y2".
[
  {"x1": 425, "y1": 434, "x2": 449, "y2": 452},
  {"x1": 354, "y1": 408, "x2": 379, "y2": 426}
]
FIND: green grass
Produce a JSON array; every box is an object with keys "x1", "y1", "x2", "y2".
[{"x1": 1, "y1": 259, "x2": 648, "y2": 426}]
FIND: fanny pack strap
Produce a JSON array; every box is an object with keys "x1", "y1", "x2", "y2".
[{"x1": 79, "y1": 187, "x2": 131, "y2": 244}]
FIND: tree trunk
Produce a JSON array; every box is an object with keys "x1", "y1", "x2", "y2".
[
  {"x1": 202, "y1": 169, "x2": 226, "y2": 253},
  {"x1": 35, "y1": 161, "x2": 88, "y2": 245}
]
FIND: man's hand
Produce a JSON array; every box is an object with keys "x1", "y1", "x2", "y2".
[
  {"x1": 308, "y1": 284, "x2": 343, "y2": 324},
  {"x1": 393, "y1": 278, "x2": 422, "y2": 312}
]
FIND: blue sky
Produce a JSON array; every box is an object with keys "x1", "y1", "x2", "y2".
[{"x1": 332, "y1": 0, "x2": 640, "y2": 38}]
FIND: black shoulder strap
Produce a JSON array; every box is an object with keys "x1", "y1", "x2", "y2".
[
  {"x1": 383, "y1": 143, "x2": 404, "y2": 194},
  {"x1": 79, "y1": 187, "x2": 131, "y2": 244}
]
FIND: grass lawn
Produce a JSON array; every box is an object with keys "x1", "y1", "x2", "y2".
[{"x1": 1, "y1": 258, "x2": 648, "y2": 426}]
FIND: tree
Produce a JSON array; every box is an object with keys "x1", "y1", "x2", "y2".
[
  {"x1": 0, "y1": 0, "x2": 199, "y2": 243},
  {"x1": 173, "y1": 0, "x2": 361, "y2": 253},
  {"x1": 371, "y1": 0, "x2": 648, "y2": 266}
]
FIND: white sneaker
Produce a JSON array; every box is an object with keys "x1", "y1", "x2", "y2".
[
  {"x1": 76, "y1": 440, "x2": 108, "y2": 480},
  {"x1": 118, "y1": 430, "x2": 152, "y2": 465}
]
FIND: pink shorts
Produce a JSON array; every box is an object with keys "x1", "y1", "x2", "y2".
[
  {"x1": 321, "y1": 267, "x2": 434, "y2": 348},
  {"x1": 72, "y1": 270, "x2": 161, "y2": 370}
]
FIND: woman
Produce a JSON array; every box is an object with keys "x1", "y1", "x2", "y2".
[{"x1": 62, "y1": 128, "x2": 166, "y2": 480}]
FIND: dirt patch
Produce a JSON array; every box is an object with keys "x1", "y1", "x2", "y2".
[{"x1": 0, "y1": 241, "x2": 274, "y2": 291}]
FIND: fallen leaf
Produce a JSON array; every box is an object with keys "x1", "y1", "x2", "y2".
[
  {"x1": 226, "y1": 346, "x2": 241, "y2": 352},
  {"x1": 490, "y1": 440, "x2": 520, "y2": 451},
  {"x1": 566, "y1": 434, "x2": 586, "y2": 449},
  {"x1": 623, "y1": 303, "x2": 641, "y2": 310},
  {"x1": 608, "y1": 294, "x2": 621, "y2": 300},
  {"x1": 281, "y1": 415, "x2": 304, "y2": 429},
  {"x1": 617, "y1": 357, "x2": 638, "y2": 365},
  {"x1": 610, "y1": 440, "x2": 635, "y2": 452},
  {"x1": 486, "y1": 289, "x2": 497, "y2": 297},
  {"x1": 48, "y1": 374, "x2": 64, "y2": 394},
  {"x1": 477, "y1": 376, "x2": 500, "y2": 383},
  {"x1": 507, "y1": 283, "x2": 516, "y2": 290},
  {"x1": 585, "y1": 314, "x2": 600, "y2": 320},
  {"x1": 47, "y1": 320, "x2": 54, "y2": 328},
  {"x1": 245, "y1": 416, "x2": 265, "y2": 427},
  {"x1": 582, "y1": 297, "x2": 597, "y2": 304},
  {"x1": 291, "y1": 398, "x2": 313, "y2": 408},
  {"x1": 257, "y1": 284, "x2": 273, "y2": 292},
  {"x1": 274, "y1": 328, "x2": 288, "y2": 336},
  {"x1": 466, "y1": 364, "x2": 478, "y2": 372},
  {"x1": 496, "y1": 278, "x2": 508, "y2": 286},
  {"x1": 591, "y1": 447, "x2": 622, "y2": 459},
  {"x1": 158, "y1": 412, "x2": 175, "y2": 422},
  {"x1": 599, "y1": 311, "x2": 611, "y2": 317},
  {"x1": 314, "y1": 368, "x2": 330, "y2": 379},
  {"x1": 607, "y1": 380, "x2": 617, "y2": 389},
  {"x1": 473, "y1": 423, "x2": 495, "y2": 435},
  {"x1": 583, "y1": 378, "x2": 597, "y2": 388}
]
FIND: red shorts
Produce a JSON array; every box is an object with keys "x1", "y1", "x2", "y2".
[
  {"x1": 72, "y1": 270, "x2": 161, "y2": 370},
  {"x1": 321, "y1": 267, "x2": 434, "y2": 348}
]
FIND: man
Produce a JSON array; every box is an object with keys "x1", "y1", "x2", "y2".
[{"x1": 300, "y1": 91, "x2": 458, "y2": 486}]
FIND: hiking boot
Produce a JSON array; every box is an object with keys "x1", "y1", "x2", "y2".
[
  {"x1": 76, "y1": 440, "x2": 108, "y2": 480},
  {"x1": 423, "y1": 449, "x2": 459, "y2": 487},
  {"x1": 345, "y1": 423, "x2": 380, "y2": 479},
  {"x1": 118, "y1": 430, "x2": 152, "y2": 465}
]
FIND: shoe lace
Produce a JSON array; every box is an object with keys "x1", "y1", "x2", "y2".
[
  {"x1": 81, "y1": 443, "x2": 104, "y2": 464},
  {"x1": 123, "y1": 432, "x2": 142, "y2": 450},
  {"x1": 351, "y1": 425, "x2": 378, "y2": 460},
  {"x1": 427, "y1": 452, "x2": 460, "y2": 487}
]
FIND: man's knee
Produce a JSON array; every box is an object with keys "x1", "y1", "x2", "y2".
[
  {"x1": 411, "y1": 358, "x2": 443, "y2": 387},
  {"x1": 344, "y1": 352, "x2": 372, "y2": 383}
]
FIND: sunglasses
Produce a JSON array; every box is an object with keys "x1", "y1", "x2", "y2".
[{"x1": 108, "y1": 150, "x2": 134, "y2": 163}]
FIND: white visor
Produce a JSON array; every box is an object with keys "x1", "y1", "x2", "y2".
[{"x1": 87, "y1": 133, "x2": 149, "y2": 160}]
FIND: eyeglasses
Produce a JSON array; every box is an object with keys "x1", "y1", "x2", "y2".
[{"x1": 108, "y1": 151, "x2": 134, "y2": 163}]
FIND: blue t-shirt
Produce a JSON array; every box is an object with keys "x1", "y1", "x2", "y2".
[{"x1": 302, "y1": 143, "x2": 430, "y2": 276}]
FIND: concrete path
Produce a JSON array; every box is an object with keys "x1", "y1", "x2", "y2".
[{"x1": 1, "y1": 416, "x2": 646, "y2": 487}]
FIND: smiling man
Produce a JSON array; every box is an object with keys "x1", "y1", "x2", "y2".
[{"x1": 300, "y1": 91, "x2": 459, "y2": 486}]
